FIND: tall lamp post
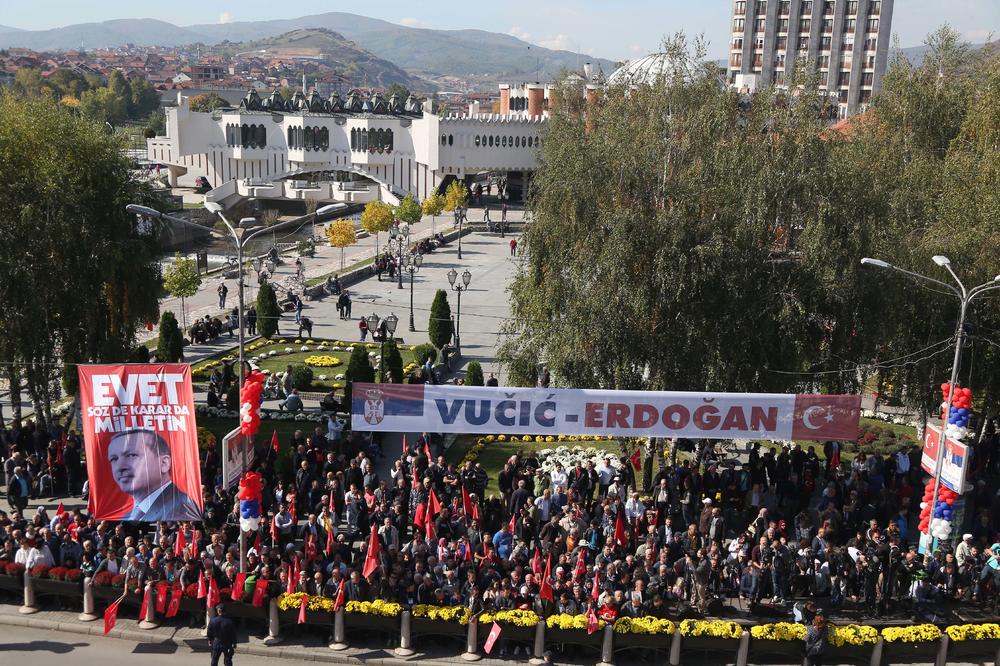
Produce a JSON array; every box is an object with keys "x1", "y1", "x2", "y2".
[
  {"x1": 390, "y1": 222, "x2": 410, "y2": 290},
  {"x1": 861, "y1": 255, "x2": 1000, "y2": 546},
  {"x1": 365, "y1": 312, "x2": 399, "y2": 381},
  {"x1": 403, "y1": 253, "x2": 424, "y2": 332},
  {"x1": 446, "y1": 268, "x2": 472, "y2": 357},
  {"x1": 127, "y1": 201, "x2": 338, "y2": 572}
]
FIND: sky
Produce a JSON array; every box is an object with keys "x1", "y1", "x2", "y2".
[{"x1": 0, "y1": 0, "x2": 996, "y2": 61}]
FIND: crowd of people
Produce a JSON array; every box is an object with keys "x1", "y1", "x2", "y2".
[{"x1": 3, "y1": 417, "x2": 1000, "y2": 639}]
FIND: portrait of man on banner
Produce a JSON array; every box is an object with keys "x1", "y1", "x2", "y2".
[{"x1": 78, "y1": 364, "x2": 204, "y2": 522}]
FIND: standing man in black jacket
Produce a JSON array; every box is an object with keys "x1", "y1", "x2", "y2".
[{"x1": 207, "y1": 603, "x2": 238, "y2": 666}]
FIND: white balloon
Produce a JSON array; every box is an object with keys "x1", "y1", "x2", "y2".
[{"x1": 919, "y1": 502, "x2": 927, "y2": 509}]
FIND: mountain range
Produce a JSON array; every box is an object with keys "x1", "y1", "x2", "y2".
[{"x1": 0, "y1": 12, "x2": 617, "y2": 86}]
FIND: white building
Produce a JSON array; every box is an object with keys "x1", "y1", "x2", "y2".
[{"x1": 148, "y1": 86, "x2": 548, "y2": 208}]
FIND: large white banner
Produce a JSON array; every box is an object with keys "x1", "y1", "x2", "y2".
[{"x1": 351, "y1": 384, "x2": 861, "y2": 441}]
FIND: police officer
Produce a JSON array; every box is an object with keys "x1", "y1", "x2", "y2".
[{"x1": 207, "y1": 603, "x2": 238, "y2": 666}]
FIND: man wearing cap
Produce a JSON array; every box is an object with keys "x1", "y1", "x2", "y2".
[
  {"x1": 956, "y1": 534, "x2": 974, "y2": 569},
  {"x1": 207, "y1": 603, "x2": 238, "y2": 666}
]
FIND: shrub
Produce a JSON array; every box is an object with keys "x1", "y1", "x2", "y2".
[
  {"x1": 93, "y1": 571, "x2": 114, "y2": 586},
  {"x1": 111, "y1": 573, "x2": 126, "y2": 587},
  {"x1": 29, "y1": 564, "x2": 52, "y2": 579},
  {"x1": 411, "y1": 343, "x2": 437, "y2": 365},
  {"x1": 427, "y1": 290, "x2": 453, "y2": 352},
  {"x1": 157, "y1": 310, "x2": 184, "y2": 362},
  {"x1": 291, "y1": 365, "x2": 314, "y2": 390},
  {"x1": 382, "y1": 339, "x2": 404, "y2": 383},
  {"x1": 3, "y1": 562, "x2": 25, "y2": 577},
  {"x1": 226, "y1": 383, "x2": 239, "y2": 410},
  {"x1": 47, "y1": 566, "x2": 69, "y2": 580},
  {"x1": 466, "y1": 361, "x2": 484, "y2": 386},
  {"x1": 64, "y1": 568, "x2": 83, "y2": 582},
  {"x1": 344, "y1": 345, "x2": 376, "y2": 412},
  {"x1": 256, "y1": 282, "x2": 281, "y2": 339},
  {"x1": 129, "y1": 344, "x2": 151, "y2": 363}
]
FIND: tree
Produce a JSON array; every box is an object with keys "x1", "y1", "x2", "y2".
[
  {"x1": 79, "y1": 87, "x2": 127, "y2": 125},
  {"x1": 189, "y1": 92, "x2": 228, "y2": 113},
  {"x1": 385, "y1": 84, "x2": 411, "y2": 102},
  {"x1": 325, "y1": 219, "x2": 357, "y2": 270},
  {"x1": 256, "y1": 282, "x2": 281, "y2": 339},
  {"x1": 382, "y1": 339, "x2": 405, "y2": 383},
  {"x1": 157, "y1": 311, "x2": 184, "y2": 362},
  {"x1": 422, "y1": 192, "x2": 445, "y2": 233},
  {"x1": 444, "y1": 180, "x2": 468, "y2": 212},
  {"x1": 129, "y1": 78, "x2": 161, "y2": 119},
  {"x1": 395, "y1": 192, "x2": 422, "y2": 226},
  {"x1": 0, "y1": 91, "x2": 161, "y2": 425},
  {"x1": 428, "y1": 289, "x2": 454, "y2": 352},
  {"x1": 162, "y1": 252, "x2": 202, "y2": 329},
  {"x1": 465, "y1": 361, "x2": 484, "y2": 386},
  {"x1": 146, "y1": 108, "x2": 166, "y2": 136},
  {"x1": 344, "y1": 345, "x2": 376, "y2": 412},
  {"x1": 361, "y1": 200, "x2": 394, "y2": 256}
]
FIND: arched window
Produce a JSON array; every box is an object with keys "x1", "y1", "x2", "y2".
[
  {"x1": 441, "y1": 134, "x2": 447, "y2": 146},
  {"x1": 501, "y1": 136, "x2": 507, "y2": 147},
  {"x1": 488, "y1": 135, "x2": 494, "y2": 147},
  {"x1": 351, "y1": 128, "x2": 357, "y2": 151},
  {"x1": 475, "y1": 135, "x2": 481, "y2": 147},
  {"x1": 527, "y1": 136, "x2": 533, "y2": 148},
  {"x1": 377, "y1": 128, "x2": 385, "y2": 151},
  {"x1": 385, "y1": 128, "x2": 393, "y2": 152},
  {"x1": 361, "y1": 129, "x2": 368, "y2": 151},
  {"x1": 304, "y1": 126, "x2": 314, "y2": 151},
  {"x1": 320, "y1": 127, "x2": 329, "y2": 151},
  {"x1": 448, "y1": 134, "x2": 454, "y2": 146},
  {"x1": 287, "y1": 127, "x2": 294, "y2": 148}
]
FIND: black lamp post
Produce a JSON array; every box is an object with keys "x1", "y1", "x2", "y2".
[
  {"x1": 391, "y1": 222, "x2": 410, "y2": 290},
  {"x1": 447, "y1": 268, "x2": 471, "y2": 357},
  {"x1": 402, "y1": 253, "x2": 424, "y2": 332},
  {"x1": 365, "y1": 311, "x2": 399, "y2": 382}
]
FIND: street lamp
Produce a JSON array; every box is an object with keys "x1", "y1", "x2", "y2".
[
  {"x1": 402, "y1": 253, "x2": 424, "y2": 332},
  {"x1": 365, "y1": 312, "x2": 399, "y2": 381},
  {"x1": 861, "y1": 255, "x2": 1000, "y2": 546},
  {"x1": 446, "y1": 268, "x2": 472, "y2": 358},
  {"x1": 389, "y1": 222, "x2": 410, "y2": 290},
  {"x1": 128, "y1": 201, "x2": 337, "y2": 573}
]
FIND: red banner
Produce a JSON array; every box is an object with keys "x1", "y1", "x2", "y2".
[{"x1": 78, "y1": 364, "x2": 203, "y2": 522}]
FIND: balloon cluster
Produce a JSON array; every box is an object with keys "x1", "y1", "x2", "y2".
[
  {"x1": 919, "y1": 477, "x2": 959, "y2": 539},
  {"x1": 238, "y1": 471, "x2": 263, "y2": 532},
  {"x1": 941, "y1": 383, "x2": 973, "y2": 441},
  {"x1": 239, "y1": 371, "x2": 265, "y2": 437}
]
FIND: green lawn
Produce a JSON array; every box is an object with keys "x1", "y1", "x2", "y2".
[
  {"x1": 444, "y1": 434, "x2": 628, "y2": 493},
  {"x1": 256, "y1": 350, "x2": 349, "y2": 391},
  {"x1": 305, "y1": 256, "x2": 375, "y2": 287}
]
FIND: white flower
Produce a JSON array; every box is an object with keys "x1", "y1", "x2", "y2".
[
  {"x1": 331, "y1": 346, "x2": 342, "y2": 352},
  {"x1": 369, "y1": 352, "x2": 376, "y2": 358},
  {"x1": 319, "y1": 374, "x2": 328, "y2": 381},
  {"x1": 346, "y1": 346, "x2": 354, "y2": 353},
  {"x1": 284, "y1": 347, "x2": 293, "y2": 353},
  {"x1": 301, "y1": 345, "x2": 310, "y2": 352},
  {"x1": 336, "y1": 374, "x2": 345, "y2": 380},
  {"x1": 268, "y1": 350, "x2": 277, "y2": 356}
]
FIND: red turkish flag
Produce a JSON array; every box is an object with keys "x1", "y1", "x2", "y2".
[
  {"x1": 270, "y1": 514, "x2": 279, "y2": 545},
  {"x1": 231, "y1": 573, "x2": 247, "y2": 601},
  {"x1": 462, "y1": 486, "x2": 475, "y2": 519},
  {"x1": 464, "y1": 543, "x2": 473, "y2": 562},
  {"x1": 156, "y1": 582, "x2": 168, "y2": 613},
  {"x1": 190, "y1": 530, "x2": 199, "y2": 560},
  {"x1": 573, "y1": 548, "x2": 587, "y2": 583},
  {"x1": 104, "y1": 599, "x2": 121, "y2": 635},
  {"x1": 531, "y1": 548, "x2": 542, "y2": 578},
  {"x1": 613, "y1": 511, "x2": 627, "y2": 548},
  {"x1": 174, "y1": 529, "x2": 186, "y2": 557},
  {"x1": 362, "y1": 525, "x2": 381, "y2": 579},
  {"x1": 508, "y1": 511, "x2": 517, "y2": 535},
  {"x1": 630, "y1": 447, "x2": 642, "y2": 471},
  {"x1": 56, "y1": 501, "x2": 65, "y2": 515},
  {"x1": 427, "y1": 488, "x2": 441, "y2": 518},
  {"x1": 206, "y1": 575, "x2": 220, "y2": 608},
  {"x1": 424, "y1": 441, "x2": 432, "y2": 461},
  {"x1": 332, "y1": 579, "x2": 345, "y2": 611},
  {"x1": 413, "y1": 503, "x2": 427, "y2": 531},
  {"x1": 166, "y1": 585, "x2": 182, "y2": 618},
  {"x1": 425, "y1": 512, "x2": 435, "y2": 541},
  {"x1": 591, "y1": 569, "x2": 601, "y2": 601},
  {"x1": 790, "y1": 394, "x2": 862, "y2": 441},
  {"x1": 254, "y1": 530, "x2": 262, "y2": 554},
  {"x1": 402, "y1": 433, "x2": 408, "y2": 457},
  {"x1": 196, "y1": 572, "x2": 207, "y2": 599},
  {"x1": 271, "y1": 430, "x2": 280, "y2": 453},
  {"x1": 306, "y1": 533, "x2": 317, "y2": 562},
  {"x1": 539, "y1": 554, "x2": 554, "y2": 602},
  {"x1": 297, "y1": 595, "x2": 308, "y2": 624},
  {"x1": 587, "y1": 607, "x2": 600, "y2": 635},
  {"x1": 326, "y1": 522, "x2": 335, "y2": 555},
  {"x1": 138, "y1": 586, "x2": 150, "y2": 620},
  {"x1": 484, "y1": 621, "x2": 503, "y2": 654},
  {"x1": 251, "y1": 579, "x2": 268, "y2": 607}
]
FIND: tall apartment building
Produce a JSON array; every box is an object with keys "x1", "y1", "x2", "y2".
[{"x1": 727, "y1": 0, "x2": 894, "y2": 117}]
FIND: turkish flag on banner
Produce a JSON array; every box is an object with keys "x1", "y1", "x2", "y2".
[
  {"x1": 271, "y1": 430, "x2": 280, "y2": 453},
  {"x1": 156, "y1": 582, "x2": 168, "y2": 613},
  {"x1": 362, "y1": 525, "x2": 381, "y2": 579},
  {"x1": 174, "y1": 529, "x2": 186, "y2": 557},
  {"x1": 196, "y1": 573, "x2": 207, "y2": 599},
  {"x1": 104, "y1": 599, "x2": 121, "y2": 635},
  {"x1": 231, "y1": 573, "x2": 247, "y2": 601},
  {"x1": 790, "y1": 394, "x2": 862, "y2": 441},
  {"x1": 483, "y1": 622, "x2": 503, "y2": 654},
  {"x1": 630, "y1": 448, "x2": 642, "y2": 471},
  {"x1": 138, "y1": 586, "x2": 150, "y2": 621},
  {"x1": 166, "y1": 586, "x2": 182, "y2": 618},
  {"x1": 252, "y1": 579, "x2": 268, "y2": 607},
  {"x1": 613, "y1": 511, "x2": 627, "y2": 548},
  {"x1": 539, "y1": 555, "x2": 554, "y2": 602},
  {"x1": 297, "y1": 595, "x2": 308, "y2": 624},
  {"x1": 587, "y1": 607, "x2": 600, "y2": 635}
]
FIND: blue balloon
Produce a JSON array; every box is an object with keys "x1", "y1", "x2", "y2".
[{"x1": 959, "y1": 408, "x2": 970, "y2": 416}]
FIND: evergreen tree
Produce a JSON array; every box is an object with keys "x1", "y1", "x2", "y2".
[
  {"x1": 256, "y1": 282, "x2": 281, "y2": 339},
  {"x1": 344, "y1": 345, "x2": 376, "y2": 410},
  {"x1": 157, "y1": 311, "x2": 184, "y2": 362},
  {"x1": 465, "y1": 361, "x2": 484, "y2": 386},
  {"x1": 382, "y1": 339, "x2": 405, "y2": 383},
  {"x1": 427, "y1": 289, "x2": 454, "y2": 352}
]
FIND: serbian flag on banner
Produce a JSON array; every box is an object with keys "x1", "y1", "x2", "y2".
[
  {"x1": 104, "y1": 599, "x2": 121, "y2": 635},
  {"x1": 231, "y1": 573, "x2": 247, "y2": 601},
  {"x1": 630, "y1": 447, "x2": 642, "y2": 471},
  {"x1": 587, "y1": 607, "x2": 600, "y2": 635},
  {"x1": 613, "y1": 511, "x2": 627, "y2": 548},
  {"x1": 362, "y1": 525, "x2": 381, "y2": 579},
  {"x1": 271, "y1": 430, "x2": 280, "y2": 454},
  {"x1": 484, "y1": 621, "x2": 503, "y2": 654},
  {"x1": 297, "y1": 595, "x2": 308, "y2": 624},
  {"x1": 252, "y1": 579, "x2": 268, "y2": 607},
  {"x1": 539, "y1": 555, "x2": 554, "y2": 602}
]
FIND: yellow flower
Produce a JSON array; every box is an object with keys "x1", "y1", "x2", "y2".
[
  {"x1": 614, "y1": 616, "x2": 674, "y2": 635},
  {"x1": 751, "y1": 623, "x2": 806, "y2": 641},
  {"x1": 881, "y1": 624, "x2": 941, "y2": 643},
  {"x1": 304, "y1": 355, "x2": 343, "y2": 367},
  {"x1": 679, "y1": 619, "x2": 743, "y2": 639},
  {"x1": 545, "y1": 613, "x2": 604, "y2": 631},
  {"x1": 944, "y1": 624, "x2": 1000, "y2": 642},
  {"x1": 482, "y1": 610, "x2": 539, "y2": 627},
  {"x1": 827, "y1": 624, "x2": 878, "y2": 647},
  {"x1": 412, "y1": 604, "x2": 470, "y2": 624}
]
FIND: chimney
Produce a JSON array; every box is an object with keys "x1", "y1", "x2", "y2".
[
  {"x1": 469, "y1": 101, "x2": 480, "y2": 116},
  {"x1": 527, "y1": 84, "x2": 544, "y2": 118},
  {"x1": 499, "y1": 84, "x2": 510, "y2": 115},
  {"x1": 583, "y1": 62, "x2": 592, "y2": 80},
  {"x1": 585, "y1": 84, "x2": 600, "y2": 107}
]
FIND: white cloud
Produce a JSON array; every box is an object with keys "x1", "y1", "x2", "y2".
[
  {"x1": 399, "y1": 17, "x2": 427, "y2": 28},
  {"x1": 536, "y1": 33, "x2": 571, "y2": 51},
  {"x1": 218, "y1": 12, "x2": 234, "y2": 24},
  {"x1": 509, "y1": 26, "x2": 533, "y2": 42}
]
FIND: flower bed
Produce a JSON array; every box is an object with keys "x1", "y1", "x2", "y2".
[
  {"x1": 410, "y1": 604, "x2": 470, "y2": 640},
  {"x1": 944, "y1": 624, "x2": 1000, "y2": 661},
  {"x1": 679, "y1": 619, "x2": 743, "y2": 655},
  {"x1": 345, "y1": 600, "x2": 402, "y2": 617},
  {"x1": 543, "y1": 614, "x2": 607, "y2": 648}
]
